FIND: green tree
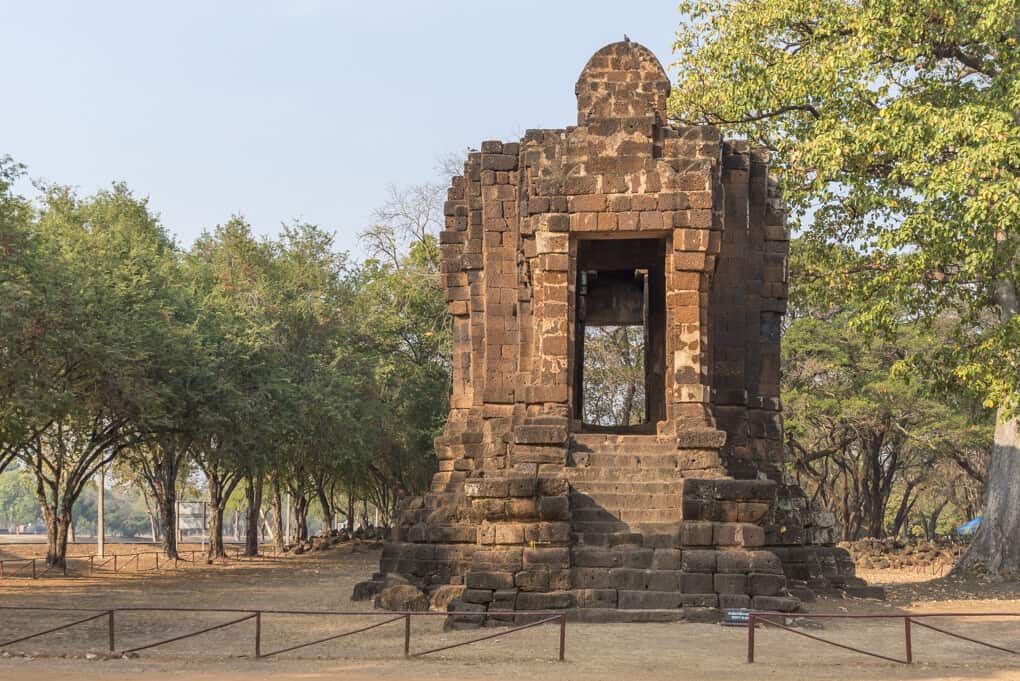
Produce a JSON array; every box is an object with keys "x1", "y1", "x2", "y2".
[
  {"x1": 11, "y1": 183, "x2": 181, "y2": 565},
  {"x1": 783, "y1": 289, "x2": 992, "y2": 538},
  {"x1": 0, "y1": 468, "x2": 40, "y2": 530},
  {"x1": 670, "y1": 0, "x2": 1019, "y2": 572}
]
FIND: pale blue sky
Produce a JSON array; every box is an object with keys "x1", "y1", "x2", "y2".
[{"x1": 1, "y1": 1, "x2": 683, "y2": 256}]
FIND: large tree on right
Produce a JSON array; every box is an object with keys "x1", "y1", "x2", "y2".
[{"x1": 669, "y1": 1, "x2": 1018, "y2": 572}]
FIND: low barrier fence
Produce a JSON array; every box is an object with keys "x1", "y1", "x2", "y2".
[
  {"x1": 0, "y1": 547, "x2": 282, "y2": 579},
  {"x1": 747, "y1": 611, "x2": 1020, "y2": 665},
  {"x1": 0, "y1": 605, "x2": 566, "y2": 661}
]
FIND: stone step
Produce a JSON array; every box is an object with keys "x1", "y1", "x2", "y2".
[
  {"x1": 571, "y1": 520, "x2": 683, "y2": 535},
  {"x1": 572, "y1": 508, "x2": 684, "y2": 523},
  {"x1": 569, "y1": 481, "x2": 685, "y2": 495},
  {"x1": 570, "y1": 434, "x2": 668, "y2": 448},
  {"x1": 563, "y1": 467, "x2": 686, "y2": 482},
  {"x1": 570, "y1": 492, "x2": 683, "y2": 509},
  {"x1": 570, "y1": 453, "x2": 687, "y2": 468}
]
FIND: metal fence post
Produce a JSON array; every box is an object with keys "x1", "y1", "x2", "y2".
[
  {"x1": 31, "y1": 558, "x2": 36, "y2": 579},
  {"x1": 904, "y1": 617, "x2": 912, "y2": 664},
  {"x1": 747, "y1": 613, "x2": 755, "y2": 663},
  {"x1": 404, "y1": 614, "x2": 411, "y2": 657},
  {"x1": 559, "y1": 613, "x2": 566, "y2": 661},
  {"x1": 1, "y1": 560, "x2": 4, "y2": 578},
  {"x1": 89, "y1": 555, "x2": 94, "y2": 575},
  {"x1": 254, "y1": 611, "x2": 261, "y2": 658},
  {"x1": 108, "y1": 610, "x2": 115, "y2": 652},
  {"x1": 113, "y1": 555, "x2": 118, "y2": 573}
]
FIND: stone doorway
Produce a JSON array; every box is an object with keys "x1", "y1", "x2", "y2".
[{"x1": 573, "y1": 237, "x2": 667, "y2": 433}]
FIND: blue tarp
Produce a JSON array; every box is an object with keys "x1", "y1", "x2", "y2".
[{"x1": 957, "y1": 515, "x2": 982, "y2": 535}]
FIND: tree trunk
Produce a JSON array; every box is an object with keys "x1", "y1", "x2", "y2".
[
  {"x1": 141, "y1": 441, "x2": 182, "y2": 559},
  {"x1": 43, "y1": 506, "x2": 71, "y2": 568},
  {"x1": 244, "y1": 473, "x2": 262, "y2": 557},
  {"x1": 346, "y1": 489, "x2": 355, "y2": 535},
  {"x1": 293, "y1": 492, "x2": 309, "y2": 542},
  {"x1": 314, "y1": 478, "x2": 335, "y2": 533},
  {"x1": 205, "y1": 474, "x2": 238, "y2": 561},
  {"x1": 956, "y1": 263, "x2": 1019, "y2": 575},
  {"x1": 153, "y1": 479, "x2": 178, "y2": 559},
  {"x1": 270, "y1": 473, "x2": 285, "y2": 552},
  {"x1": 957, "y1": 410, "x2": 1020, "y2": 574},
  {"x1": 208, "y1": 501, "x2": 226, "y2": 560}
]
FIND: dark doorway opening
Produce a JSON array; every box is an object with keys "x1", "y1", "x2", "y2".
[{"x1": 574, "y1": 238, "x2": 667, "y2": 433}]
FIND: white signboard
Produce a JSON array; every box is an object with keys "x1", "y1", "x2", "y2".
[{"x1": 177, "y1": 502, "x2": 207, "y2": 531}]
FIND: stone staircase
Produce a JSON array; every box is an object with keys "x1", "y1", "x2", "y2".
[
  {"x1": 565, "y1": 434, "x2": 696, "y2": 547},
  {"x1": 555, "y1": 433, "x2": 800, "y2": 619}
]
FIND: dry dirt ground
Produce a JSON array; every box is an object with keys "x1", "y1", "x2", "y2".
[{"x1": 1, "y1": 542, "x2": 1020, "y2": 681}]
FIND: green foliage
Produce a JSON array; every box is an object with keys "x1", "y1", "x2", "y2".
[
  {"x1": 582, "y1": 326, "x2": 646, "y2": 426},
  {"x1": 0, "y1": 468, "x2": 39, "y2": 529},
  {"x1": 670, "y1": 0, "x2": 1019, "y2": 411},
  {"x1": 784, "y1": 240, "x2": 992, "y2": 538},
  {"x1": 0, "y1": 154, "x2": 454, "y2": 558}
]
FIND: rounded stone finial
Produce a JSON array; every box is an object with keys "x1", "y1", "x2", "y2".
[{"x1": 575, "y1": 40, "x2": 670, "y2": 125}]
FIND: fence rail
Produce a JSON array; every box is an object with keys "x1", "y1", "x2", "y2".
[
  {"x1": 0, "y1": 605, "x2": 567, "y2": 661},
  {"x1": 0, "y1": 547, "x2": 281, "y2": 580},
  {"x1": 747, "y1": 611, "x2": 1020, "y2": 665}
]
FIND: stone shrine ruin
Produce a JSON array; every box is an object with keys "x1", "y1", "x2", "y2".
[{"x1": 367, "y1": 39, "x2": 861, "y2": 621}]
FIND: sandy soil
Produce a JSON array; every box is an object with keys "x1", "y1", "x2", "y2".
[{"x1": 2, "y1": 543, "x2": 1020, "y2": 681}]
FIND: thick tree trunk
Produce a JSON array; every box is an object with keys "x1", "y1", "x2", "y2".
[
  {"x1": 957, "y1": 411, "x2": 1020, "y2": 574},
  {"x1": 244, "y1": 473, "x2": 262, "y2": 556},
  {"x1": 957, "y1": 275, "x2": 1019, "y2": 575},
  {"x1": 208, "y1": 502, "x2": 227, "y2": 560},
  {"x1": 142, "y1": 442, "x2": 182, "y2": 559},
  {"x1": 43, "y1": 507, "x2": 71, "y2": 568},
  {"x1": 270, "y1": 474, "x2": 285, "y2": 552},
  {"x1": 206, "y1": 476, "x2": 234, "y2": 560},
  {"x1": 153, "y1": 479, "x2": 178, "y2": 559}
]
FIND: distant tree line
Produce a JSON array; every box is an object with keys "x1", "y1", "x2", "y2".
[{"x1": 0, "y1": 156, "x2": 449, "y2": 566}]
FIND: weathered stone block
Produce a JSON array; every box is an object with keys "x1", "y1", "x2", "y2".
[
  {"x1": 718, "y1": 593, "x2": 751, "y2": 610},
  {"x1": 515, "y1": 568, "x2": 549, "y2": 591},
  {"x1": 618, "y1": 590, "x2": 683, "y2": 609},
  {"x1": 751, "y1": 595, "x2": 800, "y2": 612},
  {"x1": 680, "y1": 572, "x2": 714, "y2": 594},
  {"x1": 467, "y1": 571, "x2": 515, "y2": 590},
  {"x1": 714, "y1": 573, "x2": 748, "y2": 594},
  {"x1": 523, "y1": 547, "x2": 570, "y2": 568},
  {"x1": 713, "y1": 523, "x2": 765, "y2": 547},
  {"x1": 539, "y1": 495, "x2": 570, "y2": 521},
  {"x1": 679, "y1": 522, "x2": 714, "y2": 546},
  {"x1": 513, "y1": 425, "x2": 567, "y2": 444},
  {"x1": 645, "y1": 570, "x2": 681, "y2": 591},
  {"x1": 573, "y1": 547, "x2": 623, "y2": 568},
  {"x1": 609, "y1": 567, "x2": 647, "y2": 590},
  {"x1": 716, "y1": 550, "x2": 752, "y2": 573},
  {"x1": 680, "y1": 593, "x2": 719, "y2": 608},
  {"x1": 749, "y1": 573, "x2": 785, "y2": 596},
  {"x1": 681, "y1": 549, "x2": 717, "y2": 572},
  {"x1": 462, "y1": 588, "x2": 494, "y2": 604},
  {"x1": 651, "y1": 549, "x2": 684, "y2": 570},
  {"x1": 516, "y1": 591, "x2": 575, "y2": 610},
  {"x1": 575, "y1": 588, "x2": 618, "y2": 608},
  {"x1": 621, "y1": 547, "x2": 654, "y2": 569},
  {"x1": 571, "y1": 567, "x2": 613, "y2": 589}
]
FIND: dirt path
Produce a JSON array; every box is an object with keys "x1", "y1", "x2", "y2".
[{"x1": 2, "y1": 544, "x2": 1020, "y2": 681}]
